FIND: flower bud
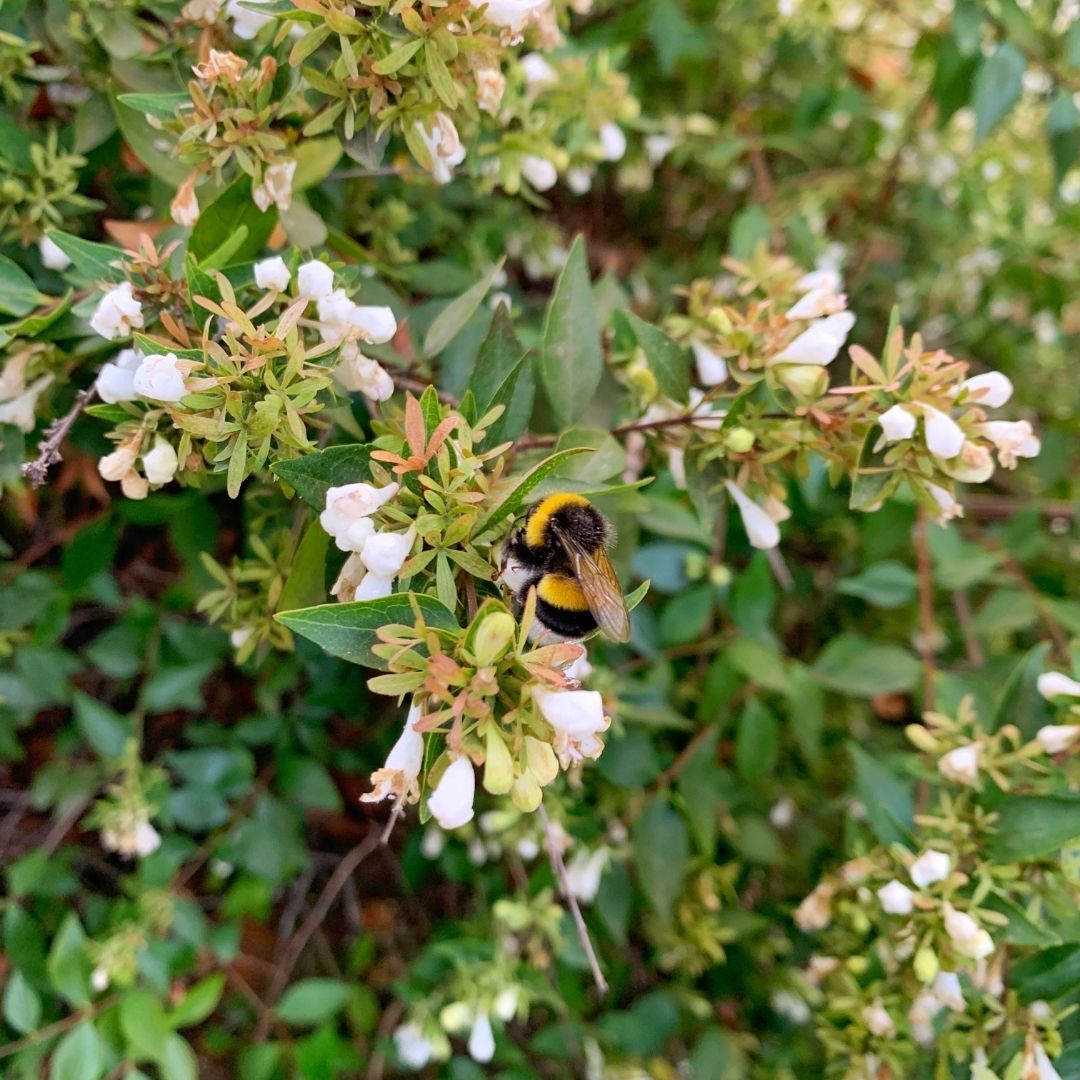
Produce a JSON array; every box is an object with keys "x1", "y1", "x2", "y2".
[
  {"x1": 777, "y1": 363, "x2": 829, "y2": 402},
  {"x1": 483, "y1": 728, "x2": 515, "y2": 795},
  {"x1": 724, "y1": 426, "x2": 755, "y2": 454},
  {"x1": 99, "y1": 443, "x2": 139, "y2": 481},
  {"x1": 913, "y1": 946, "x2": 939, "y2": 984},
  {"x1": 510, "y1": 771, "x2": 542, "y2": 813},
  {"x1": 524, "y1": 735, "x2": 559, "y2": 786},
  {"x1": 439, "y1": 1001, "x2": 471, "y2": 1032},
  {"x1": 625, "y1": 360, "x2": 659, "y2": 400},
  {"x1": 472, "y1": 611, "x2": 516, "y2": 666}
]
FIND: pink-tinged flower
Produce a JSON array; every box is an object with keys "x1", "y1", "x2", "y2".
[
  {"x1": 691, "y1": 340, "x2": 727, "y2": 386},
  {"x1": 937, "y1": 743, "x2": 980, "y2": 787},
  {"x1": 253, "y1": 159, "x2": 296, "y2": 213},
  {"x1": 170, "y1": 175, "x2": 200, "y2": 226},
  {"x1": 132, "y1": 353, "x2": 187, "y2": 402},
  {"x1": 909, "y1": 849, "x2": 950, "y2": 888},
  {"x1": 952, "y1": 371, "x2": 1013, "y2": 408},
  {"x1": 532, "y1": 686, "x2": 609, "y2": 768},
  {"x1": 96, "y1": 348, "x2": 142, "y2": 403},
  {"x1": 785, "y1": 281, "x2": 847, "y2": 320},
  {"x1": 793, "y1": 881, "x2": 834, "y2": 931},
  {"x1": 1036, "y1": 724, "x2": 1080, "y2": 754},
  {"x1": 1037, "y1": 672, "x2": 1080, "y2": 700},
  {"x1": 1027, "y1": 1042, "x2": 1064, "y2": 1080},
  {"x1": 427, "y1": 756, "x2": 476, "y2": 830},
  {"x1": 941, "y1": 441, "x2": 995, "y2": 483},
  {"x1": 976, "y1": 420, "x2": 1041, "y2": 468},
  {"x1": 361, "y1": 701, "x2": 425, "y2": 805},
  {"x1": 474, "y1": 63, "x2": 506, "y2": 115},
  {"x1": 254, "y1": 256, "x2": 290, "y2": 292},
  {"x1": 879, "y1": 404, "x2": 916, "y2": 442},
  {"x1": 98, "y1": 443, "x2": 139, "y2": 482},
  {"x1": 319, "y1": 482, "x2": 399, "y2": 552},
  {"x1": 876, "y1": 879, "x2": 914, "y2": 915},
  {"x1": 414, "y1": 113, "x2": 466, "y2": 184},
  {"x1": 726, "y1": 481, "x2": 781, "y2": 549},
  {"x1": 330, "y1": 552, "x2": 366, "y2": 603},
  {"x1": 771, "y1": 312, "x2": 855, "y2": 366},
  {"x1": 919, "y1": 404, "x2": 965, "y2": 460},
  {"x1": 925, "y1": 481, "x2": 963, "y2": 524},
  {"x1": 90, "y1": 282, "x2": 144, "y2": 340},
  {"x1": 861, "y1": 1000, "x2": 895, "y2": 1037}
]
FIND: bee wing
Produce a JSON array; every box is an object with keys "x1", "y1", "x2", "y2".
[{"x1": 552, "y1": 524, "x2": 631, "y2": 643}]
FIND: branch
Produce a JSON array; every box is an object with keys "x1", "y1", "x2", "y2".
[
  {"x1": 913, "y1": 507, "x2": 937, "y2": 711},
  {"x1": 537, "y1": 802, "x2": 608, "y2": 996},
  {"x1": 22, "y1": 386, "x2": 97, "y2": 488}
]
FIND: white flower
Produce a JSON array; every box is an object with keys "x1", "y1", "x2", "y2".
[
  {"x1": 532, "y1": 686, "x2": 609, "y2": 768},
  {"x1": 96, "y1": 348, "x2": 142, "y2": 403},
  {"x1": 769, "y1": 796, "x2": 796, "y2": 829},
  {"x1": 469, "y1": 0, "x2": 547, "y2": 32},
  {"x1": 938, "y1": 743, "x2": 980, "y2": 787},
  {"x1": 319, "y1": 482, "x2": 399, "y2": 551},
  {"x1": 474, "y1": 63, "x2": 506, "y2": 114},
  {"x1": 785, "y1": 282, "x2": 847, "y2": 320},
  {"x1": 142, "y1": 439, "x2": 179, "y2": 485},
  {"x1": 183, "y1": 0, "x2": 222, "y2": 21},
  {"x1": 952, "y1": 371, "x2": 1013, "y2": 408},
  {"x1": 298, "y1": 260, "x2": 335, "y2": 300},
  {"x1": 420, "y1": 826, "x2": 446, "y2": 859},
  {"x1": 521, "y1": 155, "x2": 558, "y2": 191},
  {"x1": 170, "y1": 177, "x2": 200, "y2": 226},
  {"x1": 90, "y1": 282, "x2": 144, "y2": 341},
  {"x1": 520, "y1": 53, "x2": 557, "y2": 89},
  {"x1": 910, "y1": 849, "x2": 950, "y2": 888},
  {"x1": 876, "y1": 879, "x2": 914, "y2": 915},
  {"x1": 121, "y1": 471, "x2": 149, "y2": 500},
  {"x1": 133, "y1": 819, "x2": 161, "y2": 857},
  {"x1": 39, "y1": 235, "x2": 71, "y2": 270},
  {"x1": 1029, "y1": 1043, "x2": 1064, "y2": 1080},
  {"x1": 1037, "y1": 672, "x2": 1080, "y2": 700},
  {"x1": 254, "y1": 256, "x2": 290, "y2": 292},
  {"x1": 796, "y1": 268, "x2": 842, "y2": 293},
  {"x1": 354, "y1": 572, "x2": 394, "y2": 601},
  {"x1": 879, "y1": 404, "x2": 917, "y2": 442},
  {"x1": 976, "y1": 419, "x2": 1041, "y2": 468},
  {"x1": 920, "y1": 404, "x2": 966, "y2": 460},
  {"x1": 565, "y1": 847, "x2": 608, "y2": 903},
  {"x1": 726, "y1": 481, "x2": 781, "y2": 550},
  {"x1": 1036, "y1": 724, "x2": 1080, "y2": 754},
  {"x1": 771, "y1": 990, "x2": 811, "y2": 1024},
  {"x1": 360, "y1": 527, "x2": 415, "y2": 578},
  {"x1": 493, "y1": 986, "x2": 519, "y2": 1022},
  {"x1": 230, "y1": 626, "x2": 254, "y2": 648},
  {"x1": 361, "y1": 701, "x2": 425, "y2": 805},
  {"x1": 337, "y1": 351, "x2": 395, "y2": 401},
  {"x1": 467, "y1": 1011, "x2": 495, "y2": 1063},
  {"x1": 771, "y1": 311, "x2": 855, "y2": 365},
  {"x1": 907, "y1": 990, "x2": 940, "y2": 1046},
  {"x1": 794, "y1": 882, "x2": 834, "y2": 932},
  {"x1": 427, "y1": 756, "x2": 476, "y2": 830},
  {"x1": 226, "y1": 0, "x2": 271, "y2": 38},
  {"x1": 253, "y1": 159, "x2": 296, "y2": 213},
  {"x1": 645, "y1": 133, "x2": 676, "y2": 163},
  {"x1": 941, "y1": 440, "x2": 994, "y2": 483},
  {"x1": 566, "y1": 167, "x2": 593, "y2": 194},
  {"x1": 932, "y1": 971, "x2": 964, "y2": 1011},
  {"x1": 691, "y1": 340, "x2": 727, "y2": 386},
  {"x1": 0, "y1": 376, "x2": 51, "y2": 432},
  {"x1": 91, "y1": 967, "x2": 110, "y2": 993},
  {"x1": 330, "y1": 552, "x2": 367, "y2": 604},
  {"x1": 943, "y1": 903, "x2": 994, "y2": 959},
  {"x1": 99, "y1": 443, "x2": 139, "y2": 482},
  {"x1": 394, "y1": 1022, "x2": 435, "y2": 1070},
  {"x1": 564, "y1": 649, "x2": 593, "y2": 683},
  {"x1": 132, "y1": 353, "x2": 187, "y2": 402},
  {"x1": 599, "y1": 122, "x2": 627, "y2": 161},
  {"x1": 861, "y1": 1000, "x2": 895, "y2": 1038},
  {"x1": 414, "y1": 113, "x2": 466, "y2": 184},
  {"x1": 102, "y1": 809, "x2": 160, "y2": 858},
  {"x1": 319, "y1": 294, "x2": 398, "y2": 345},
  {"x1": 925, "y1": 481, "x2": 963, "y2": 524}
]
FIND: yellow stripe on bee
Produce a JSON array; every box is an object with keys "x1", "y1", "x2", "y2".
[
  {"x1": 525, "y1": 493, "x2": 590, "y2": 550},
  {"x1": 537, "y1": 574, "x2": 591, "y2": 612}
]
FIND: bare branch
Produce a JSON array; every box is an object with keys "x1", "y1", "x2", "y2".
[{"x1": 22, "y1": 386, "x2": 97, "y2": 488}]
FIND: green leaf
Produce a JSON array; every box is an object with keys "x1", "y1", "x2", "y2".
[
  {"x1": 474, "y1": 447, "x2": 593, "y2": 535},
  {"x1": 121, "y1": 991, "x2": 171, "y2": 1061},
  {"x1": 276, "y1": 978, "x2": 351, "y2": 1026},
  {"x1": 986, "y1": 795, "x2": 1080, "y2": 863},
  {"x1": 836, "y1": 561, "x2": 917, "y2": 609},
  {"x1": 849, "y1": 743, "x2": 914, "y2": 847},
  {"x1": 422, "y1": 260, "x2": 504, "y2": 358},
  {"x1": 189, "y1": 177, "x2": 278, "y2": 265},
  {"x1": 1047, "y1": 91, "x2": 1080, "y2": 186},
  {"x1": 849, "y1": 427, "x2": 897, "y2": 512},
  {"x1": 811, "y1": 634, "x2": 920, "y2": 696},
  {"x1": 615, "y1": 311, "x2": 689, "y2": 404},
  {"x1": 990, "y1": 642, "x2": 1051, "y2": 736},
  {"x1": 2, "y1": 970, "x2": 41, "y2": 1034},
  {"x1": 1011, "y1": 945, "x2": 1080, "y2": 1003},
  {"x1": 631, "y1": 798, "x2": 688, "y2": 925},
  {"x1": 158, "y1": 1034, "x2": 198, "y2": 1080},
  {"x1": 278, "y1": 522, "x2": 329, "y2": 612},
  {"x1": 276, "y1": 594, "x2": 459, "y2": 669},
  {"x1": 734, "y1": 698, "x2": 779, "y2": 781},
  {"x1": 46, "y1": 912, "x2": 91, "y2": 1008},
  {"x1": 271, "y1": 444, "x2": 373, "y2": 511},
  {"x1": 115, "y1": 92, "x2": 192, "y2": 120},
  {"x1": 539, "y1": 236, "x2": 602, "y2": 426},
  {"x1": 111, "y1": 92, "x2": 189, "y2": 185},
  {"x1": 49, "y1": 1021, "x2": 105, "y2": 1080},
  {"x1": 372, "y1": 37, "x2": 424, "y2": 75},
  {"x1": 972, "y1": 44, "x2": 1025, "y2": 142},
  {"x1": 73, "y1": 691, "x2": 131, "y2": 759},
  {"x1": 0, "y1": 255, "x2": 45, "y2": 317},
  {"x1": 468, "y1": 303, "x2": 525, "y2": 416}
]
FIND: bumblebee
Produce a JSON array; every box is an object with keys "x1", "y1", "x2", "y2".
[{"x1": 499, "y1": 494, "x2": 631, "y2": 643}]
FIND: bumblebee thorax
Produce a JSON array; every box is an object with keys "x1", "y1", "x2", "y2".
[{"x1": 524, "y1": 494, "x2": 608, "y2": 552}]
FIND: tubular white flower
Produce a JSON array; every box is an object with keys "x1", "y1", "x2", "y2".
[
  {"x1": 361, "y1": 701, "x2": 425, "y2": 805},
  {"x1": 474, "y1": 64, "x2": 506, "y2": 115},
  {"x1": 39, "y1": 235, "x2": 71, "y2": 270},
  {"x1": 467, "y1": 1012, "x2": 495, "y2": 1064},
  {"x1": 337, "y1": 350, "x2": 395, "y2": 401},
  {"x1": 360, "y1": 527, "x2": 415, "y2": 578},
  {"x1": 919, "y1": 405, "x2": 966, "y2": 460},
  {"x1": 99, "y1": 444, "x2": 139, "y2": 482},
  {"x1": 796, "y1": 268, "x2": 842, "y2": 293},
  {"x1": 493, "y1": 986, "x2": 519, "y2": 1022},
  {"x1": 521, "y1": 155, "x2": 558, "y2": 191},
  {"x1": 876, "y1": 879, "x2": 914, "y2": 915},
  {"x1": 349, "y1": 305, "x2": 398, "y2": 343},
  {"x1": 91, "y1": 967, "x2": 110, "y2": 993},
  {"x1": 644, "y1": 133, "x2": 676, "y2": 163},
  {"x1": 319, "y1": 482, "x2": 399, "y2": 551},
  {"x1": 121, "y1": 470, "x2": 149, "y2": 500},
  {"x1": 170, "y1": 177, "x2": 200, "y2": 226},
  {"x1": 427, "y1": 756, "x2": 476, "y2": 830},
  {"x1": 599, "y1": 122, "x2": 627, "y2": 161},
  {"x1": 932, "y1": 971, "x2": 964, "y2": 1011},
  {"x1": 226, "y1": 0, "x2": 272, "y2": 38},
  {"x1": 1036, "y1": 724, "x2": 1080, "y2": 754},
  {"x1": 532, "y1": 686, "x2": 609, "y2": 768},
  {"x1": 96, "y1": 348, "x2": 142, "y2": 404},
  {"x1": 1037, "y1": 672, "x2": 1080, "y2": 700},
  {"x1": 354, "y1": 572, "x2": 394, "y2": 601},
  {"x1": 565, "y1": 847, "x2": 608, "y2": 904},
  {"x1": 771, "y1": 311, "x2": 855, "y2": 366},
  {"x1": 879, "y1": 404, "x2": 917, "y2": 442},
  {"x1": 925, "y1": 482, "x2": 963, "y2": 524},
  {"x1": 785, "y1": 283, "x2": 847, "y2": 320},
  {"x1": 298, "y1": 260, "x2": 335, "y2": 300},
  {"x1": 330, "y1": 552, "x2": 366, "y2": 603},
  {"x1": 254, "y1": 256, "x2": 290, "y2": 292},
  {"x1": 142, "y1": 439, "x2": 179, "y2": 485},
  {"x1": 132, "y1": 353, "x2": 187, "y2": 402},
  {"x1": 393, "y1": 1022, "x2": 435, "y2": 1070},
  {"x1": 952, "y1": 371, "x2": 1013, "y2": 408},
  {"x1": 468, "y1": 0, "x2": 547, "y2": 32},
  {"x1": 90, "y1": 282, "x2": 144, "y2": 341},
  {"x1": 976, "y1": 420, "x2": 1041, "y2": 468},
  {"x1": 0, "y1": 374, "x2": 50, "y2": 432},
  {"x1": 937, "y1": 743, "x2": 980, "y2": 787},
  {"x1": 1031, "y1": 1043, "x2": 1064, "y2": 1080},
  {"x1": 909, "y1": 849, "x2": 950, "y2": 888},
  {"x1": 726, "y1": 481, "x2": 781, "y2": 550},
  {"x1": 253, "y1": 159, "x2": 296, "y2": 213},
  {"x1": 520, "y1": 53, "x2": 557, "y2": 89},
  {"x1": 414, "y1": 113, "x2": 466, "y2": 184},
  {"x1": 943, "y1": 903, "x2": 994, "y2": 959},
  {"x1": 691, "y1": 340, "x2": 727, "y2": 386}
]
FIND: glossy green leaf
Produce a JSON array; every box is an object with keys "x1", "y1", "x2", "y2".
[
  {"x1": 422, "y1": 260, "x2": 504, "y2": 358},
  {"x1": 271, "y1": 444, "x2": 373, "y2": 510},
  {"x1": 631, "y1": 798, "x2": 688, "y2": 925}
]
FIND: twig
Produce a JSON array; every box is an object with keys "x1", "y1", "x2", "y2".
[
  {"x1": 764, "y1": 547, "x2": 794, "y2": 591},
  {"x1": 380, "y1": 799, "x2": 405, "y2": 844},
  {"x1": 913, "y1": 508, "x2": 936, "y2": 711},
  {"x1": 22, "y1": 386, "x2": 97, "y2": 488},
  {"x1": 952, "y1": 590, "x2": 984, "y2": 668},
  {"x1": 0, "y1": 997, "x2": 119, "y2": 1060},
  {"x1": 537, "y1": 802, "x2": 608, "y2": 996},
  {"x1": 254, "y1": 829, "x2": 383, "y2": 1041},
  {"x1": 42, "y1": 797, "x2": 90, "y2": 857},
  {"x1": 366, "y1": 999, "x2": 405, "y2": 1080}
]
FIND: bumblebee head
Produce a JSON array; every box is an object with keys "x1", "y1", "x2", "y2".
[{"x1": 522, "y1": 493, "x2": 609, "y2": 554}]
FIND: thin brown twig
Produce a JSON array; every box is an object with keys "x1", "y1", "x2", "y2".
[
  {"x1": 22, "y1": 386, "x2": 97, "y2": 488},
  {"x1": 537, "y1": 802, "x2": 608, "y2": 996},
  {"x1": 952, "y1": 590, "x2": 984, "y2": 668},
  {"x1": 913, "y1": 507, "x2": 936, "y2": 711},
  {"x1": 366, "y1": 999, "x2": 406, "y2": 1080}
]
